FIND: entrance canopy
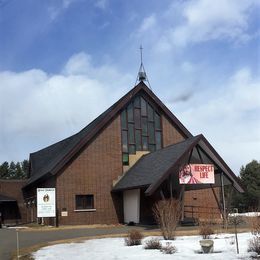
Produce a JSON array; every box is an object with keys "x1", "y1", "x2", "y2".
[{"x1": 112, "y1": 134, "x2": 243, "y2": 195}]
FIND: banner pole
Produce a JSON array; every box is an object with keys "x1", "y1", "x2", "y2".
[{"x1": 221, "y1": 172, "x2": 227, "y2": 229}]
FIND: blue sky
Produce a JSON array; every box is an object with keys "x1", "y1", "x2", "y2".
[{"x1": 0, "y1": 0, "x2": 259, "y2": 174}]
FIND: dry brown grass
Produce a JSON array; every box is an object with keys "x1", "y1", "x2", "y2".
[{"x1": 20, "y1": 223, "x2": 123, "y2": 232}]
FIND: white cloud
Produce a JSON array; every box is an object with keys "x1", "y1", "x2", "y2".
[
  {"x1": 170, "y1": 0, "x2": 256, "y2": 47},
  {"x1": 63, "y1": 52, "x2": 93, "y2": 75},
  {"x1": 95, "y1": 0, "x2": 108, "y2": 10},
  {"x1": 138, "y1": 14, "x2": 157, "y2": 34},
  {"x1": 135, "y1": 0, "x2": 259, "y2": 52},
  {"x1": 0, "y1": 52, "x2": 132, "y2": 162},
  {"x1": 48, "y1": 0, "x2": 78, "y2": 21},
  {"x1": 175, "y1": 67, "x2": 260, "y2": 174}
]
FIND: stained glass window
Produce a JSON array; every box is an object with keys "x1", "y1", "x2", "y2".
[
  {"x1": 127, "y1": 103, "x2": 134, "y2": 122},
  {"x1": 147, "y1": 104, "x2": 154, "y2": 121},
  {"x1": 121, "y1": 109, "x2": 127, "y2": 129},
  {"x1": 141, "y1": 97, "x2": 147, "y2": 116},
  {"x1": 155, "y1": 112, "x2": 161, "y2": 130},
  {"x1": 122, "y1": 153, "x2": 129, "y2": 165},
  {"x1": 135, "y1": 129, "x2": 142, "y2": 150},
  {"x1": 128, "y1": 123, "x2": 135, "y2": 144},
  {"x1": 156, "y1": 131, "x2": 162, "y2": 150},
  {"x1": 120, "y1": 96, "x2": 163, "y2": 163}
]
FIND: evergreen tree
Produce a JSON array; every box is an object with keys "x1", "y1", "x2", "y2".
[
  {"x1": 15, "y1": 162, "x2": 23, "y2": 179},
  {"x1": 8, "y1": 161, "x2": 17, "y2": 179},
  {"x1": 0, "y1": 159, "x2": 29, "y2": 179},
  {"x1": 0, "y1": 161, "x2": 9, "y2": 178},
  {"x1": 21, "y1": 159, "x2": 29, "y2": 178},
  {"x1": 240, "y1": 160, "x2": 260, "y2": 209},
  {"x1": 231, "y1": 160, "x2": 260, "y2": 211}
]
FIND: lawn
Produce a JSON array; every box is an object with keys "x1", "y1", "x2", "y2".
[{"x1": 33, "y1": 232, "x2": 258, "y2": 259}]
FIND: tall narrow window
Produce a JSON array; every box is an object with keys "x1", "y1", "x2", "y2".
[
  {"x1": 127, "y1": 103, "x2": 134, "y2": 122},
  {"x1": 128, "y1": 123, "x2": 135, "y2": 144},
  {"x1": 134, "y1": 108, "x2": 141, "y2": 128},
  {"x1": 155, "y1": 112, "x2": 161, "y2": 130},
  {"x1": 147, "y1": 104, "x2": 154, "y2": 121},
  {"x1": 142, "y1": 136, "x2": 148, "y2": 150},
  {"x1": 141, "y1": 117, "x2": 148, "y2": 136},
  {"x1": 156, "y1": 131, "x2": 162, "y2": 150},
  {"x1": 141, "y1": 97, "x2": 147, "y2": 116},
  {"x1": 148, "y1": 122, "x2": 155, "y2": 144},
  {"x1": 135, "y1": 129, "x2": 142, "y2": 150},
  {"x1": 122, "y1": 130, "x2": 128, "y2": 152},
  {"x1": 134, "y1": 96, "x2": 141, "y2": 108},
  {"x1": 121, "y1": 110, "x2": 127, "y2": 129}
]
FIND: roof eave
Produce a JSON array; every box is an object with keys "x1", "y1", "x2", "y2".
[{"x1": 145, "y1": 135, "x2": 202, "y2": 196}]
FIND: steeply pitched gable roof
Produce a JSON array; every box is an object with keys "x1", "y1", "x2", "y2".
[
  {"x1": 24, "y1": 81, "x2": 192, "y2": 189},
  {"x1": 112, "y1": 134, "x2": 244, "y2": 194}
]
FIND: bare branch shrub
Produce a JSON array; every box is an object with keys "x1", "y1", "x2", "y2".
[
  {"x1": 198, "y1": 202, "x2": 215, "y2": 239},
  {"x1": 144, "y1": 238, "x2": 162, "y2": 249},
  {"x1": 153, "y1": 198, "x2": 181, "y2": 240},
  {"x1": 248, "y1": 236, "x2": 260, "y2": 255},
  {"x1": 248, "y1": 216, "x2": 260, "y2": 236},
  {"x1": 124, "y1": 229, "x2": 143, "y2": 246},
  {"x1": 160, "y1": 242, "x2": 177, "y2": 254},
  {"x1": 199, "y1": 223, "x2": 214, "y2": 239}
]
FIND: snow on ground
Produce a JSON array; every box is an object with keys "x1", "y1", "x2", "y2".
[
  {"x1": 229, "y1": 212, "x2": 260, "y2": 217},
  {"x1": 33, "y1": 232, "x2": 256, "y2": 260},
  {"x1": 7, "y1": 226, "x2": 29, "y2": 229}
]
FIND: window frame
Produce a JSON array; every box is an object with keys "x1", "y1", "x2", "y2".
[{"x1": 75, "y1": 194, "x2": 95, "y2": 212}]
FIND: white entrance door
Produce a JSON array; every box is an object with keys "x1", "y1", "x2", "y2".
[{"x1": 123, "y1": 189, "x2": 140, "y2": 224}]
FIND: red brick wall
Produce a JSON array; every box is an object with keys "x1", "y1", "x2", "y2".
[
  {"x1": 0, "y1": 180, "x2": 27, "y2": 224},
  {"x1": 56, "y1": 116, "x2": 122, "y2": 225},
  {"x1": 184, "y1": 188, "x2": 222, "y2": 220},
  {"x1": 162, "y1": 115, "x2": 185, "y2": 147}
]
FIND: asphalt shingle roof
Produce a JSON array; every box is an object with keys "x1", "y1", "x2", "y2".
[{"x1": 113, "y1": 136, "x2": 199, "y2": 192}]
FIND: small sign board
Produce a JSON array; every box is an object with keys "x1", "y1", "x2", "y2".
[
  {"x1": 37, "y1": 188, "x2": 56, "y2": 217},
  {"x1": 179, "y1": 164, "x2": 215, "y2": 184},
  {"x1": 61, "y1": 211, "x2": 68, "y2": 217}
]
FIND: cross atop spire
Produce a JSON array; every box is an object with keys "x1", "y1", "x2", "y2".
[
  {"x1": 135, "y1": 45, "x2": 151, "y2": 89},
  {"x1": 140, "y1": 45, "x2": 143, "y2": 64}
]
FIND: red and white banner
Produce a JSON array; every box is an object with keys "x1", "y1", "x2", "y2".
[{"x1": 179, "y1": 164, "x2": 215, "y2": 184}]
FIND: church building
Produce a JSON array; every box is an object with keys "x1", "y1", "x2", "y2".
[{"x1": 0, "y1": 74, "x2": 243, "y2": 226}]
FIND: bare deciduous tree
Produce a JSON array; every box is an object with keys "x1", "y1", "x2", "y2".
[{"x1": 153, "y1": 198, "x2": 181, "y2": 240}]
